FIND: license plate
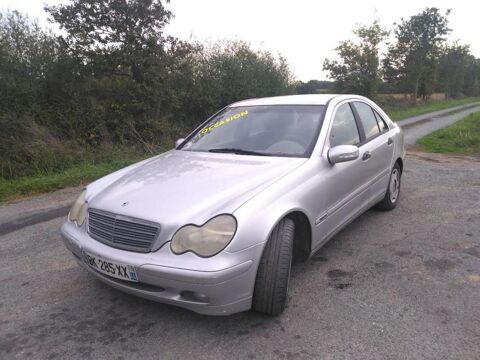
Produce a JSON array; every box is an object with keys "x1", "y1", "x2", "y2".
[{"x1": 82, "y1": 251, "x2": 138, "y2": 282}]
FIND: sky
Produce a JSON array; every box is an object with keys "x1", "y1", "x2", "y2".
[{"x1": 2, "y1": 0, "x2": 479, "y2": 81}]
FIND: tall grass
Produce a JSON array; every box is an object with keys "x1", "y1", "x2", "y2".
[
  {"x1": 418, "y1": 111, "x2": 480, "y2": 154},
  {"x1": 0, "y1": 151, "x2": 145, "y2": 202}
]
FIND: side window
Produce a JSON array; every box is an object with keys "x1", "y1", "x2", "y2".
[
  {"x1": 354, "y1": 102, "x2": 380, "y2": 140},
  {"x1": 329, "y1": 103, "x2": 360, "y2": 147},
  {"x1": 374, "y1": 110, "x2": 388, "y2": 131}
]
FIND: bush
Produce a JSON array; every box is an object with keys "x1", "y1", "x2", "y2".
[{"x1": 0, "y1": 9, "x2": 294, "y2": 180}]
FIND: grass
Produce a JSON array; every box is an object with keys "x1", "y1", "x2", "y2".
[
  {"x1": 385, "y1": 97, "x2": 480, "y2": 121},
  {"x1": 0, "y1": 155, "x2": 143, "y2": 203},
  {"x1": 417, "y1": 111, "x2": 480, "y2": 155}
]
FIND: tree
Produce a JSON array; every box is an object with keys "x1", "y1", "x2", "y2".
[
  {"x1": 295, "y1": 80, "x2": 334, "y2": 94},
  {"x1": 180, "y1": 41, "x2": 295, "y2": 124},
  {"x1": 462, "y1": 58, "x2": 480, "y2": 97},
  {"x1": 0, "y1": 5, "x2": 297, "y2": 180},
  {"x1": 438, "y1": 42, "x2": 472, "y2": 98},
  {"x1": 0, "y1": 10, "x2": 59, "y2": 113},
  {"x1": 323, "y1": 19, "x2": 388, "y2": 98},
  {"x1": 44, "y1": 0, "x2": 200, "y2": 141},
  {"x1": 45, "y1": 0, "x2": 174, "y2": 84},
  {"x1": 383, "y1": 8, "x2": 451, "y2": 102}
]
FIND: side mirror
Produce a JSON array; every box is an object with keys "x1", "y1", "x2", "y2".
[
  {"x1": 327, "y1": 145, "x2": 359, "y2": 165},
  {"x1": 175, "y1": 138, "x2": 185, "y2": 148}
]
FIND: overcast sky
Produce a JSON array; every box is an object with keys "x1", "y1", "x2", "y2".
[{"x1": 2, "y1": 0, "x2": 478, "y2": 81}]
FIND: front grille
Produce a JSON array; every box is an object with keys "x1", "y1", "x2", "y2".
[{"x1": 87, "y1": 209, "x2": 160, "y2": 253}]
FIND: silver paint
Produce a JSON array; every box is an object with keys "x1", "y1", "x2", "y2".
[{"x1": 61, "y1": 94, "x2": 405, "y2": 315}]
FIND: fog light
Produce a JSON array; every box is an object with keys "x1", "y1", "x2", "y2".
[{"x1": 180, "y1": 291, "x2": 209, "y2": 303}]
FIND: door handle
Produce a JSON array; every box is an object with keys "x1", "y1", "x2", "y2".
[
  {"x1": 387, "y1": 137, "x2": 393, "y2": 145},
  {"x1": 362, "y1": 151, "x2": 371, "y2": 161}
]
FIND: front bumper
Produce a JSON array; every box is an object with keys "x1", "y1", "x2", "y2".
[{"x1": 61, "y1": 221, "x2": 262, "y2": 315}]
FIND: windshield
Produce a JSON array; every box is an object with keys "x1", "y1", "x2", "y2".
[{"x1": 179, "y1": 105, "x2": 325, "y2": 157}]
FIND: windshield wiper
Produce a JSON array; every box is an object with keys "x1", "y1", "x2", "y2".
[{"x1": 208, "y1": 148, "x2": 273, "y2": 156}]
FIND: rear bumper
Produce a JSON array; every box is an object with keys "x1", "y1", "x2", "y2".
[{"x1": 61, "y1": 221, "x2": 262, "y2": 315}]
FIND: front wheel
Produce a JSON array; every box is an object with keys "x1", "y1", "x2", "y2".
[
  {"x1": 376, "y1": 163, "x2": 402, "y2": 211},
  {"x1": 252, "y1": 218, "x2": 294, "y2": 316}
]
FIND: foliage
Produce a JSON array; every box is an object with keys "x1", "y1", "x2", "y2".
[
  {"x1": 2, "y1": 1, "x2": 480, "y2": 195},
  {"x1": 438, "y1": 43, "x2": 475, "y2": 98},
  {"x1": 418, "y1": 111, "x2": 480, "y2": 154},
  {"x1": 0, "y1": 4, "x2": 294, "y2": 181},
  {"x1": 323, "y1": 19, "x2": 388, "y2": 98},
  {"x1": 295, "y1": 80, "x2": 334, "y2": 94},
  {"x1": 0, "y1": 151, "x2": 143, "y2": 202},
  {"x1": 182, "y1": 41, "x2": 295, "y2": 123},
  {"x1": 0, "y1": 11, "x2": 59, "y2": 114},
  {"x1": 382, "y1": 97, "x2": 480, "y2": 121},
  {"x1": 383, "y1": 8, "x2": 451, "y2": 102},
  {"x1": 45, "y1": 0, "x2": 174, "y2": 84}
]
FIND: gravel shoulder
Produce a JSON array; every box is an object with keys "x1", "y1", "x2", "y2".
[{"x1": 0, "y1": 187, "x2": 80, "y2": 225}]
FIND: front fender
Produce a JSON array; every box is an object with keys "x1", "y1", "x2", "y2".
[
  {"x1": 227, "y1": 202, "x2": 312, "y2": 254},
  {"x1": 227, "y1": 162, "x2": 317, "y2": 253}
]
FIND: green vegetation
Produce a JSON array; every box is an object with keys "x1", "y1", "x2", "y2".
[
  {"x1": 383, "y1": 8, "x2": 451, "y2": 101},
  {"x1": 0, "y1": 5, "x2": 294, "y2": 183},
  {"x1": 323, "y1": 20, "x2": 388, "y2": 98},
  {"x1": 0, "y1": 152, "x2": 144, "y2": 202},
  {"x1": 323, "y1": 8, "x2": 480, "y2": 101},
  {"x1": 385, "y1": 97, "x2": 480, "y2": 121},
  {"x1": 2, "y1": 1, "x2": 480, "y2": 202},
  {"x1": 417, "y1": 111, "x2": 480, "y2": 154}
]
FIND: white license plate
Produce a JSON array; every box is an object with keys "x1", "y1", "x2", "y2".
[{"x1": 82, "y1": 251, "x2": 138, "y2": 282}]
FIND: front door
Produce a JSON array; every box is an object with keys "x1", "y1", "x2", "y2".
[{"x1": 314, "y1": 102, "x2": 370, "y2": 246}]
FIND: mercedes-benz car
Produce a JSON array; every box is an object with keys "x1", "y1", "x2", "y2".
[{"x1": 61, "y1": 94, "x2": 405, "y2": 316}]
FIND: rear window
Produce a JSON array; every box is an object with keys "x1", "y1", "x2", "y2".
[
  {"x1": 353, "y1": 102, "x2": 380, "y2": 140},
  {"x1": 374, "y1": 110, "x2": 389, "y2": 131}
]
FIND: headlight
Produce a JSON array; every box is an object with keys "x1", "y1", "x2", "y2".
[
  {"x1": 170, "y1": 215, "x2": 237, "y2": 257},
  {"x1": 68, "y1": 190, "x2": 88, "y2": 226}
]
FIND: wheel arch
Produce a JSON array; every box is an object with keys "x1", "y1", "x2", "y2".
[
  {"x1": 285, "y1": 210, "x2": 312, "y2": 262},
  {"x1": 395, "y1": 157, "x2": 403, "y2": 173},
  {"x1": 255, "y1": 209, "x2": 313, "y2": 263}
]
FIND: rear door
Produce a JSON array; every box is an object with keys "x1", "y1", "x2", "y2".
[{"x1": 351, "y1": 101, "x2": 394, "y2": 202}]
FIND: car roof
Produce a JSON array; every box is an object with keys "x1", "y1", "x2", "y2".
[{"x1": 230, "y1": 94, "x2": 344, "y2": 107}]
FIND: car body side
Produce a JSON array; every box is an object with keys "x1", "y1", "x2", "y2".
[{"x1": 229, "y1": 95, "x2": 404, "y2": 257}]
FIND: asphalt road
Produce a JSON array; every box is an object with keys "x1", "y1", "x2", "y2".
[
  {"x1": 399, "y1": 104, "x2": 480, "y2": 145},
  {"x1": 1, "y1": 110, "x2": 480, "y2": 359}
]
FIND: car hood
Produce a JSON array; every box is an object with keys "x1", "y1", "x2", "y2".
[{"x1": 88, "y1": 150, "x2": 305, "y2": 247}]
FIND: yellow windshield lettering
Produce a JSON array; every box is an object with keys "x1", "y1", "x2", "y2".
[{"x1": 200, "y1": 110, "x2": 249, "y2": 135}]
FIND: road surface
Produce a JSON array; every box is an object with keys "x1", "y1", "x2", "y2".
[
  {"x1": 397, "y1": 104, "x2": 480, "y2": 145},
  {"x1": 1, "y1": 106, "x2": 479, "y2": 359}
]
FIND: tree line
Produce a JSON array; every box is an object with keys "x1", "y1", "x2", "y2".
[
  {"x1": 1, "y1": 2, "x2": 478, "y2": 180},
  {"x1": 0, "y1": 0, "x2": 294, "y2": 179},
  {"x1": 323, "y1": 8, "x2": 480, "y2": 101}
]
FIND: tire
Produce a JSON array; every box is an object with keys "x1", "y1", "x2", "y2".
[
  {"x1": 376, "y1": 162, "x2": 402, "y2": 211},
  {"x1": 252, "y1": 217, "x2": 294, "y2": 316}
]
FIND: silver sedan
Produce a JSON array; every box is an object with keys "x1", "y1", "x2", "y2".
[{"x1": 61, "y1": 94, "x2": 405, "y2": 316}]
